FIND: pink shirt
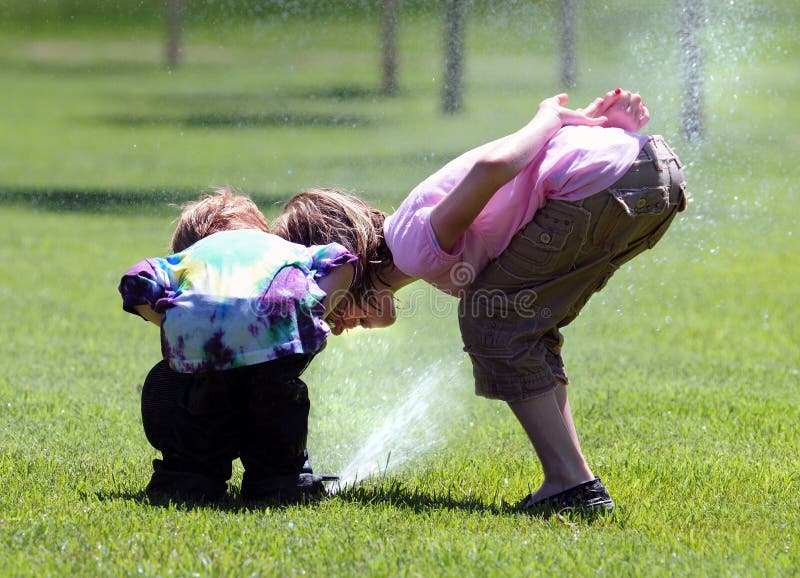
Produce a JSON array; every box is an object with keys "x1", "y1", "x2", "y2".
[{"x1": 384, "y1": 125, "x2": 650, "y2": 295}]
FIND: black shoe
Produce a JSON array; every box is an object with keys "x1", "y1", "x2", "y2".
[
  {"x1": 145, "y1": 470, "x2": 228, "y2": 504},
  {"x1": 519, "y1": 477, "x2": 614, "y2": 516},
  {"x1": 241, "y1": 472, "x2": 340, "y2": 505}
]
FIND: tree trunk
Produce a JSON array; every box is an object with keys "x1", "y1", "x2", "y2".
[
  {"x1": 381, "y1": 0, "x2": 400, "y2": 96},
  {"x1": 559, "y1": 0, "x2": 577, "y2": 89},
  {"x1": 677, "y1": 0, "x2": 705, "y2": 141},
  {"x1": 166, "y1": 0, "x2": 183, "y2": 68},
  {"x1": 442, "y1": 0, "x2": 466, "y2": 114}
]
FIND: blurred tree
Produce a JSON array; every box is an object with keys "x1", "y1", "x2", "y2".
[
  {"x1": 381, "y1": 0, "x2": 401, "y2": 96},
  {"x1": 677, "y1": 0, "x2": 705, "y2": 141},
  {"x1": 166, "y1": 0, "x2": 183, "y2": 67},
  {"x1": 559, "y1": 0, "x2": 577, "y2": 89},
  {"x1": 442, "y1": 0, "x2": 466, "y2": 114}
]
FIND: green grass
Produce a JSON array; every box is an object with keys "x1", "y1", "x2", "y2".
[{"x1": 1, "y1": 2, "x2": 799, "y2": 576}]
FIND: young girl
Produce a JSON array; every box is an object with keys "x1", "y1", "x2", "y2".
[
  {"x1": 120, "y1": 188, "x2": 357, "y2": 503},
  {"x1": 273, "y1": 89, "x2": 687, "y2": 514}
]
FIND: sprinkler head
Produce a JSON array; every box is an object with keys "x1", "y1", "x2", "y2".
[
  {"x1": 298, "y1": 472, "x2": 340, "y2": 486},
  {"x1": 298, "y1": 472, "x2": 340, "y2": 499}
]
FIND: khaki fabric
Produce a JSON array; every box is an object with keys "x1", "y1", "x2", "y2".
[{"x1": 459, "y1": 136, "x2": 686, "y2": 401}]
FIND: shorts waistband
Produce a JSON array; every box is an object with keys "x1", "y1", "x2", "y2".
[
  {"x1": 638, "y1": 135, "x2": 682, "y2": 171},
  {"x1": 600, "y1": 135, "x2": 687, "y2": 212}
]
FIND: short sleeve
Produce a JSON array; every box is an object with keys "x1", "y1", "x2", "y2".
[
  {"x1": 118, "y1": 259, "x2": 175, "y2": 317},
  {"x1": 307, "y1": 242, "x2": 357, "y2": 282},
  {"x1": 385, "y1": 205, "x2": 465, "y2": 280}
]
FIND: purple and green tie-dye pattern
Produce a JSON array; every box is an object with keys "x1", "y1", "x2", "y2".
[{"x1": 119, "y1": 229, "x2": 355, "y2": 373}]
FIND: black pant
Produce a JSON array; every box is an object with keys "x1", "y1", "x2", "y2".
[{"x1": 141, "y1": 354, "x2": 314, "y2": 502}]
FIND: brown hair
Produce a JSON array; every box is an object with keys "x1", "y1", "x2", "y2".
[
  {"x1": 271, "y1": 188, "x2": 393, "y2": 306},
  {"x1": 171, "y1": 186, "x2": 270, "y2": 252}
]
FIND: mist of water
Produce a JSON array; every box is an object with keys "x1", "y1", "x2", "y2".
[{"x1": 331, "y1": 360, "x2": 462, "y2": 490}]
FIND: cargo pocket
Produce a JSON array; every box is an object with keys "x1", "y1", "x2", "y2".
[
  {"x1": 593, "y1": 186, "x2": 670, "y2": 250},
  {"x1": 610, "y1": 186, "x2": 669, "y2": 217},
  {"x1": 482, "y1": 211, "x2": 574, "y2": 291}
]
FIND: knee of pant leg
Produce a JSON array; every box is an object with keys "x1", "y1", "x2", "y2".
[
  {"x1": 282, "y1": 377, "x2": 310, "y2": 404},
  {"x1": 275, "y1": 353, "x2": 317, "y2": 380},
  {"x1": 240, "y1": 415, "x2": 309, "y2": 471},
  {"x1": 250, "y1": 377, "x2": 310, "y2": 408}
]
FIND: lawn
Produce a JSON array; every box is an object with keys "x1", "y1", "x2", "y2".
[{"x1": 1, "y1": 1, "x2": 798, "y2": 576}]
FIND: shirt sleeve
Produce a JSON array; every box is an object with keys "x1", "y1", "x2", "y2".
[
  {"x1": 118, "y1": 258, "x2": 175, "y2": 318},
  {"x1": 385, "y1": 205, "x2": 466, "y2": 281},
  {"x1": 307, "y1": 242, "x2": 358, "y2": 282}
]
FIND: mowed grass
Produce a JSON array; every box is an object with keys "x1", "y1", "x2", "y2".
[{"x1": 1, "y1": 2, "x2": 799, "y2": 576}]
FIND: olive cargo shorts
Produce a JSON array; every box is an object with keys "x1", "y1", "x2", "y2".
[{"x1": 458, "y1": 135, "x2": 687, "y2": 402}]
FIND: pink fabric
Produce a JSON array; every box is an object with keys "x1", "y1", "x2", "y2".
[{"x1": 384, "y1": 125, "x2": 650, "y2": 295}]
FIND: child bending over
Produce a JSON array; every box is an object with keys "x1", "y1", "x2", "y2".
[
  {"x1": 120, "y1": 188, "x2": 355, "y2": 503},
  {"x1": 272, "y1": 89, "x2": 687, "y2": 514}
]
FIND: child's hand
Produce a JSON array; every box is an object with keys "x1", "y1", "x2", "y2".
[
  {"x1": 580, "y1": 88, "x2": 622, "y2": 119},
  {"x1": 536, "y1": 93, "x2": 609, "y2": 129},
  {"x1": 582, "y1": 88, "x2": 650, "y2": 132}
]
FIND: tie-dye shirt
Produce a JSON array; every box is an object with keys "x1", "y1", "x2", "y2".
[{"x1": 119, "y1": 229, "x2": 355, "y2": 373}]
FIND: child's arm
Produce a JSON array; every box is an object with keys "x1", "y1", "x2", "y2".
[
  {"x1": 316, "y1": 262, "x2": 355, "y2": 318},
  {"x1": 133, "y1": 304, "x2": 164, "y2": 326},
  {"x1": 429, "y1": 94, "x2": 608, "y2": 253}
]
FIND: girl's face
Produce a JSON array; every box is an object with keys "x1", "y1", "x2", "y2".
[{"x1": 328, "y1": 290, "x2": 396, "y2": 335}]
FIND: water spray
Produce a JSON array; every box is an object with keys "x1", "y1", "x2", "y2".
[{"x1": 330, "y1": 360, "x2": 463, "y2": 492}]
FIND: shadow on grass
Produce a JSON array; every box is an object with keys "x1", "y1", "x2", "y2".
[
  {"x1": 334, "y1": 480, "x2": 624, "y2": 525},
  {"x1": 90, "y1": 479, "x2": 508, "y2": 515},
  {"x1": 96, "y1": 82, "x2": 383, "y2": 129},
  {"x1": 0, "y1": 187, "x2": 289, "y2": 215},
  {"x1": 334, "y1": 480, "x2": 514, "y2": 516},
  {"x1": 104, "y1": 111, "x2": 374, "y2": 129},
  {"x1": 91, "y1": 484, "x2": 622, "y2": 525},
  {"x1": 91, "y1": 489, "x2": 324, "y2": 513},
  {"x1": 90, "y1": 486, "x2": 506, "y2": 515},
  {"x1": 133, "y1": 83, "x2": 383, "y2": 107},
  {"x1": 290, "y1": 83, "x2": 383, "y2": 101}
]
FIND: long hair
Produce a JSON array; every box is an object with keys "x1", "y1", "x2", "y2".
[{"x1": 272, "y1": 188, "x2": 394, "y2": 306}]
